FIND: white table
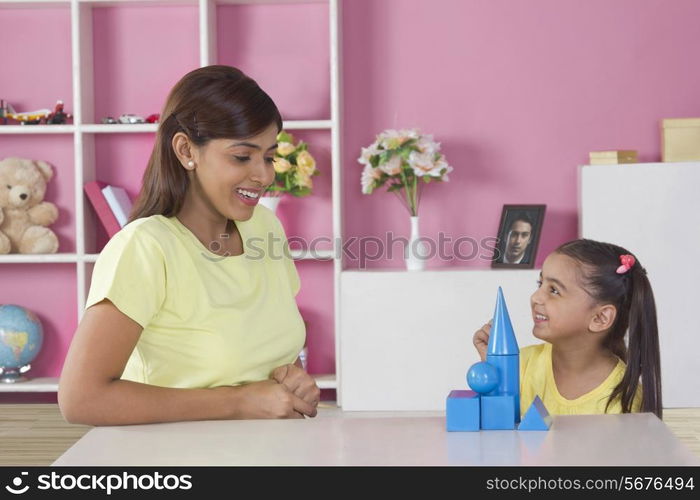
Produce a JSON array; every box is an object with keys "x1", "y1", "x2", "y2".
[{"x1": 53, "y1": 409, "x2": 698, "y2": 466}]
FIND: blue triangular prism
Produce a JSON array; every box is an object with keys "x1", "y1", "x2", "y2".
[
  {"x1": 518, "y1": 396, "x2": 552, "y2": 431},
  {"x1": 487, "y1": 287, "x2": 519, "y2": 355}
]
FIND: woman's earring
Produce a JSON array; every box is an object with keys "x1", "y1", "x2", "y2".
[{"x1": 187, "y1": 161, "x2": 195, "y2": 169}]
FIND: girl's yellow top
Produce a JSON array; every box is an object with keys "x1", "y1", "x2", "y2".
[
  {"x1": 85, "y1": 206, "x2": 305, "y2": 388},
  {"x1": 520, "y1": 343, "x2": 642, "y2": 416}
]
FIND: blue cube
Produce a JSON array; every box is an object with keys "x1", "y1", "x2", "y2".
[
  {"x1": 481, "y1": 395, "x2": 516, "y2": 430},
  {"x1": 446, "y1": 390, "x2": 480, "y2": 432}
]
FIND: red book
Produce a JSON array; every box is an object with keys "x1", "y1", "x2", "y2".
[{"x1": 84, "y1": 181, "x2": 121, "y2": 238}]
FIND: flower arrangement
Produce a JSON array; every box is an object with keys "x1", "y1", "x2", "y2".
[
  {"x1": 266, "y1": 131, "x2": 319, "y2": 197},
  {"x1": 358, "y1": 129, "x2": 452, "y2": 215}
]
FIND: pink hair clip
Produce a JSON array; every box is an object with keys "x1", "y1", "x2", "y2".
[{"x1": 616, "y1": 254, "x2": 636, "y2": 274}]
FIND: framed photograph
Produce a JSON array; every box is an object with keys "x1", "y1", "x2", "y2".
[{"x1": 491, "y1": 204, "x2": 546, "y2": 269}]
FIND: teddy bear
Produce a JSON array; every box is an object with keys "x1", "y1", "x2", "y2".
[{"x1": 0, "y1": 157, "x2": 59, "y2": 254}]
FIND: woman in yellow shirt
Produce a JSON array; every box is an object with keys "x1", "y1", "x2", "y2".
[
  {"x1": 59, "y1": 66, "x2": 320, "y2": 425},
  {"x1": 474, "y1": 239, "x2": 661, "y2": 418}
]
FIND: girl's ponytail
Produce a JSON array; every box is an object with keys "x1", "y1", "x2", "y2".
[{"x1": 610, "y1": 267, "x2": 662, "y2": 418}]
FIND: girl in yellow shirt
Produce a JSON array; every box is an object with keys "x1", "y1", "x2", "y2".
[
  {"x1": 474, "y1": 239, "x2": 662, "y2": 418},
  {"x1": 59, "y1": 66, "x2": 320, "y2": 425}
]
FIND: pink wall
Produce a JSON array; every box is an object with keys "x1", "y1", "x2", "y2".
[
  {"x1": 3, "y1": 0, "x2": 700, "y2": 382},
  {"x1": 342, "y1": 0, "x2": 700, "y2": 269}
]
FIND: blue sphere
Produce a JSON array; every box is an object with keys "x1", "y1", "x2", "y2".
[
  {"x1": 0, "y1": 304, "x2": 44, "y2": 379},
  {"x1": 467, "y1": 361, "x2": 499, "y2": 394}
]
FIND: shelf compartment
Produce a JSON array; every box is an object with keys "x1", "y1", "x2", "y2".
[
  {"x1": 0, "y1": 264, "x2": 78, "y2": 379},
  {"x1": 0, "y1": 135, "x2": 77, "y2": 253},
  {"x1": 275, "y1": 130, "x2": 333, "y2": 250},
  {"x1": 87, "y1": 3, "x2": 199, "y2": 124},
  {"x1": 216, "y1": 0, "x2": 330, "y2": 121},
  {"x1": 83, "y1": 134, "x2": 154, "y2": 253},
  {"x1": 0, "y1": 4, "x2": 73, "y2": 124},
  {"x1": 296, "y1": 260, "x2": 335, "y2": 376}
]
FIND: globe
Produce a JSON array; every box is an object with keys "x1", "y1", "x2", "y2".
[{"x1": 0, "y1": 304, "x2": 44, "y2": 383}]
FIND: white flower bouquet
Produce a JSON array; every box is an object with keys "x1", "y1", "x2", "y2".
[{"x1": 358, "y1": 129, "x2": 452, "y2": 215}]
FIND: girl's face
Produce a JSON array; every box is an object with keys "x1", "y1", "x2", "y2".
[
  {"x1": 530, "y1": 252, "x2": 599, "y2": 343},
  {"x1": 192, "y1": 122, "x2": 278, "y2": 221}
]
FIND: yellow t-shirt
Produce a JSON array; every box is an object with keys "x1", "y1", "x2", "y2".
[
  {"x1": 85, "y1": 205, "x2": 305, "y2": 389},
  {"x1": 520, "y1": 343, "x2": 642, "y2": 416}
]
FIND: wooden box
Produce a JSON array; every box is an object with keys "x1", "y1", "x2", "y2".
[
  {"x1": 662, "y1": 118, "x2": 700, "y2": 162},
  {"x1": 589, "y1": 150, "x2": 638, "y2": 165}
]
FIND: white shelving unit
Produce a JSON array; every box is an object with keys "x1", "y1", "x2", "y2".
[{"x1": 0, "y1": 0, "x2": 342, "y2": 395}]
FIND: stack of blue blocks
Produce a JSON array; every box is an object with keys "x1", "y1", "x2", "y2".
[{"x1": 446, "y1": 287, "x2": 552, "y2": 432}]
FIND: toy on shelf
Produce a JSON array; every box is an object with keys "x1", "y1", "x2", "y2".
[
  {"x1": 0, "y1": 157, "x2": 59, "y2": 254},
  {"x1": 446, "y1": 287, "x2": 552, "y2": 432},
  {"x1": 0, "y1": 304, "x2": 45, "y2": 383},
  {"x1": 101, "y1": 116, "x2": 118, "y2": 124},
  {"x1": 118, "y1": 114, "x2": 145, "y2": 124},
  {"x1": 145, "y1": 113, "x2": 160, "y2": 124},
  {"x1": 0, "y1": 100, "x2": 72, "y2": 125},
  {"x1": 46, "y1": 100, "x2": 72, "y2": 124}
]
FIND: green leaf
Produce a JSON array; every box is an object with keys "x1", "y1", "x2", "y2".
[
  {"x1": 277, "y1": 131, "x2": 293, "y2": 143},
  {"x1": 423, "y1": 176, "x2": 431, "y2": 183},
  {"x1": 370, "y1": 156, "x2": 380, "y2": 168},
  {"x1": 379, "y1": 150, "x2": 393, "y2": 164},
  {"x1": 387, "y1": 184, "x2": 403, "y2": 192}
]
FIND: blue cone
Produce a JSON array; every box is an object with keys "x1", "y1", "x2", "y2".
[{"x1": 487, "y1": 286, "x2": 519, "y2": 355}]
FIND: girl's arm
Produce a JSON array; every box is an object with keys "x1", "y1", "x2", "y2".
[
  {"x1": 58, "y1": 299, "x2": 316, "y2": 426},
  {"x1": 472, "y1": 320, "x2": 491, "y2": 361}
]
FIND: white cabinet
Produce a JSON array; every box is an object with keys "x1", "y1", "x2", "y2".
[
  {"x1": 339, "y1": 269, "x2": 540, "y2": 410},
  {"x1": 580, "y1": 162, "x2": 700, "y2": 407}
]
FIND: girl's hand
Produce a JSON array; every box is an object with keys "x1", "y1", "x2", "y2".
[
  {"x1": 271, "y1": 364, "x2": 321, "y2": 417},
  {"x1": 473, "y1": 320, "x2": 492, "y2": 361},
  {"x1": 230, "y1": 380, "x2": 314, "y2": 419}
]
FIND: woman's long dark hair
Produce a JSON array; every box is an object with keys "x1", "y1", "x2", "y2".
[
  {"x1": 556, "y1": 239, "x2": 662, "y2": 418},
  {"x1": 129, "y1": 65, "x2": 282, "y2": 222}
]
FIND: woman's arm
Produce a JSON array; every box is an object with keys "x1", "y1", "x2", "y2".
[{"x1": 58, "y1": 299, "x2": 315, "y2": 426}]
